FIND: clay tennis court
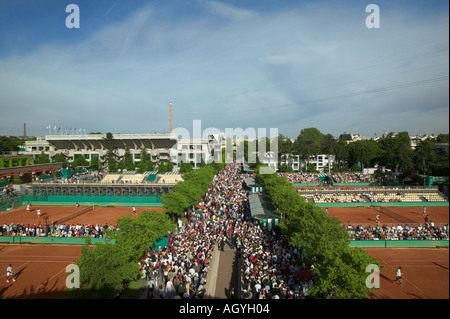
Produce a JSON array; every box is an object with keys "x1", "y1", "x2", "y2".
[
  {"x1": 0, "y1": 204, "x2": 448, "y2": 299},
  {"x1": 325, "y1": 205, "x2": 449, "y2": 226},
  {"x1": 0, "y1": 205, "x2": 165, "y2": 226},
  {"x1": 364, "y1": 248, "x2": 449, "y2": 299},
  {"x1": 0, "y1": 244, "x2": 81, "y2": 299},
  {"x1": 0, "y1": 204, "x2": 165, "y2": 299}
]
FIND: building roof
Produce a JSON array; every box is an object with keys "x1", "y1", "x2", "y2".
[
  {"x1": 248, "y1": 193, "x2": 280, "y2": 220},
  {"x1": 44, "y1": 133, "x2": 177, "y2": 150}
]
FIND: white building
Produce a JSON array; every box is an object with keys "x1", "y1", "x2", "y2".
[{"x1": 20, "y1": 133, "x2": 226, "y2": 170}]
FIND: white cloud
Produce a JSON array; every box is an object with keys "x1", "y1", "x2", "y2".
[
  {"x1": 203, "y1": 0, "x2": 256, "y2": 21},
  {"x1": 0, "y1": 2, "x2": 448, "y2": 138}
]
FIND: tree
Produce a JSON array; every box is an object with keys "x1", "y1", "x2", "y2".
[
  {"x1": 77, "y1": 210, "x2": 174, "y2": 298},
  {"x1": 179, "y1": 162, "x2": 193, "y2": 174},
  {"x1": 295, "y1": 128, "x2": 324, "y2": 169},
  {"x1": 277, "y1": 134, "x2": 294, "y2": 155},
  {"x1": 103, "y1": 132, "x2": 114, "y2": 150},
  {"x1": 113, "y1": 210, "x2": 175, "y2": 261},
  {"x1": 72, "y1": 154, "x2": 89, "y2": 168},
  {"x1": 161, "y1": 191, "x2": 190, "y2": 221},
  {"x1": 137, "y1": 148, "x2": 154, "y2": 173},
  {"x1": 53, "y1": 153, "x2": 68, "y2": 168},
  {"x1": 107, "y1": 151, "x2": 118, "y2": 172},
  {"x1": 157, "y1": 161, "x2": 174, "y2": 174},
  {"x1": 0, "y1": 136, "x2": 26, "y2": 154},
  {"x1": 117, "y1": 159, "x2": 126, "y2": 171},
  {"x1": 377, "y1": 132, "x2": 413, "y2": 172},
  {"x1": 34, "y1": 151, "x2": 50, "y2": 164},
  {"x1": 257, "y1": 170, "x2": 381, "y2": 299},
  {"x1": 124, "y1": 147, "x2": 135, "y2": 171},
  {"x1": 330, "y1": 139, "x2": 349, "y2": 170},
  {"x1": 77, "y1": 238, "x2": 137, "y2": 298},
  {"x1": 90, "y1": 157, "x2": 101, "y2": 171},
  {"x1": 436, "y1": 134, "x2": 449, "y2": 143},
  {"x1": 348, "y1": 140, "x2": 379, "y2": 170}
]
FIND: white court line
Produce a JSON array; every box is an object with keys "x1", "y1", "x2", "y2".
[
  {"x1": 23, "y1": 265, "x2": 69, "y2": 299},
  {"x1": 383, "y1": 260, "x2": 425, "y2": 295},
  {"x1": 0, "y1": 261, "x2": 30, "y2": 279}
]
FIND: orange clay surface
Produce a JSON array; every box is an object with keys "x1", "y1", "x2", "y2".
[
  {"x1": 325, "y1": 205, "x2": 448, "y2": 226},
  {"x1": 0, "y1": 204, "x2": 448, "y2": 299}
]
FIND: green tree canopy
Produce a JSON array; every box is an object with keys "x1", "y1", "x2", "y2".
[
  {"x1": 77, "y1": 210, "x2": 174, "y2": 298},
  {"x1": 53, "y1": 152, "x2": 68, "y2": 168},
  {"x1": 161, "y1": 191, "x2": 190, "y2": 221},
  {"x1": 72, "y1": 154, "x2": 89, "y2": 168},
  {"x1": 34, "y1": 151, "x2": 50, "y2": 164},
  {"x1": 256, "y1": 168, "x2": 381, "y2": 299},
  {"x1": 348, "y1": 140, "x2": 379, "y2": 170}
]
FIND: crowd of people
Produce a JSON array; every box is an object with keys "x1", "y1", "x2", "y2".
[
  {"x1": 236, "y1": 221, "x2": 314, "y2": 299},
  {"x1": 1, "y1": 221, "x2": 116, "y2": 238},
  {"x1": 139, "y1": 163, "x2": 315, "y2": 299},
  {"x1": 329, "y1": 172, "x2": 377, "y2": 183},
  {"x1": 346, "y1": 223, "x2": 449, "y2": 241},
  {"x1": 3, "y1": 162, "x2": 448, "y2": 298},
  {"x1": 278, "y1": 173, "x2": 321, "y2": 184},
  {"x1": 306, "y1": 192, "x2": 370, "y2": 203},
  {"x1": 279, "y1": 172, "x2": 377, "y2": 184}
]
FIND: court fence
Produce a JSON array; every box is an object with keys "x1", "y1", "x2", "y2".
[
  {"x1": 350, "y1": 240, "x2": 449, "y2": 248},
  {"x1": 0, "y1": 235, "x2": 169, "y2": 248},
  {"x1": 21, "y1": 194, "x2": 163, "y2": 207},
  {"x1": 1, "y1": 235, "x2": 445, "y2": 248},
  {"x1": 315, "y1": 202, "x2": 448, "y2": 208}
]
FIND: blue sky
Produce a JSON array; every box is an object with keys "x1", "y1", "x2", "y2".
[{"x1": 0, "y1": 0, "x2": 448, "y2": 139}]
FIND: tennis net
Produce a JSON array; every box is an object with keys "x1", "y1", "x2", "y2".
[{"x1": 52, "y1": 205, "x2": 95, "y2": 224}]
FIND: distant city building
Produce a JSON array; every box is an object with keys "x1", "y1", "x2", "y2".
[{"x1": 338, "y1": 133, "x2": 362, "y2": 143}]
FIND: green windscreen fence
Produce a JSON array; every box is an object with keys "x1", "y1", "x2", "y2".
[
  {"x1": 315, "y1": 202, "x2": 449, "y2": 208},
  {"x1": 350, "y1": 240, "x2": 448, "y2": 248},
  {"x1": 0, "y1": 195, "x2": 23, "y2": 211},
  {"x1": 1, "y1": 235, "x2": 170, "y2": 249},
  {"x1": 22, "y1": 194, "x2": 163, "y2": 207}
]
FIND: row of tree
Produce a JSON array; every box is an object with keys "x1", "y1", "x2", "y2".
[
  {"x1": 74, "y1": 210, "x2": 176, "y2": 298},
  {"x1": 278, "y1": 128, "x2": 449, "y2": 176},
  {"x1": 256, "y1": 165, "x2": 380, "y2": 299},
  {"x1": 73, "y1": 162, "x2": 224, "y2": 298},
  {"x1": 161, "y1": 162, "x2": 225, "y2": 222}
]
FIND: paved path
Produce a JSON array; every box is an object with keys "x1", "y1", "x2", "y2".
[
  {"x1": 213, "y1": 241, "x2": 238, "y2": 299},
  {"x1": 141, "y1": 240, "x2": 239, "y2": 299}
]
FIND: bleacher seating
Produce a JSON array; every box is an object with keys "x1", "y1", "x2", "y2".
[
  {"x1": 157, "y1": 174, "x2": 183, "y2": 185},
  {"x1": 299, "y1": 189, "x2": 448, "y2": 204}
]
